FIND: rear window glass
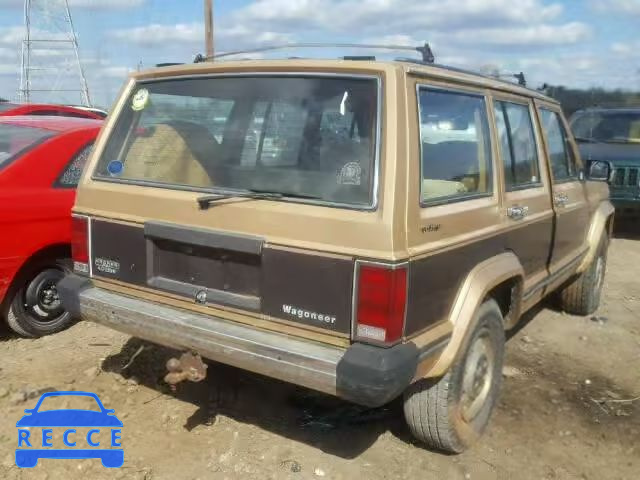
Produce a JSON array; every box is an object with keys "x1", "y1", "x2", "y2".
[
  {"x1": 94, "y1": 75, "x2": 379, "y2": 208},
  {"x1": 0, "y1": 124, "x2": 52, "y2": 168},
  {"x1": 0, "y1": 102, "x2": 17, "y2": 113}
]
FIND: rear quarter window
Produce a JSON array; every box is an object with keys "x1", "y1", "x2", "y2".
[
  {"x1": 418, "y1": 87, "x2": 493, "y2": 205},
  {"x1": 55, "y1": 142, "x2": 94, "y2": 188}
]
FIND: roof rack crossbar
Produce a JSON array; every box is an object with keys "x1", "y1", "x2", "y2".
[{"x1": 194, "y1": 42, "x2": 435, "y2": 64}]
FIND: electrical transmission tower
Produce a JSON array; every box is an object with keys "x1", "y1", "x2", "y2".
[{"x1": 19, "y1": 0, "x2": 92, "y2": 105}]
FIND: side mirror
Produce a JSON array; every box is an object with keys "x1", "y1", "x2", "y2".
[{"x1": 586, "y1": 160, "x2": 611, "y2": 182}]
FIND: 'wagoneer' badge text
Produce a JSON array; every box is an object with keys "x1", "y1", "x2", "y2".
[{"x1": 282, "y1": 305, "x2": 336, "y2": 325}]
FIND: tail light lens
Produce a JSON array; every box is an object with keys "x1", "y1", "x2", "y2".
[
  {"x1": 71, "y1": 215, "x2": 89, "y2": 275},
  {"x1": 355, "y1": 263, "x2": 407, "y2": 345}
]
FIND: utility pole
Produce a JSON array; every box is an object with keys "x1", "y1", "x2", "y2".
[{"x1": 204, "y1": 0, "x2": 214, "y2": 58}]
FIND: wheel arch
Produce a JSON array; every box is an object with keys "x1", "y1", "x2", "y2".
[
  {"x1": 576, "y1": 200, "x2": 614, "y2": 274},
  {"x1": 420, "y1": 251, "x2": 524, "y2": 378},
  {"x1": 1, "y1": 243, "x2": 71, "y2": 314}
]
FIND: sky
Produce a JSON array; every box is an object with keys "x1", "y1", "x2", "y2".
[{"x1": 0, "y1": 0, "x2": 639, "y2": 107}]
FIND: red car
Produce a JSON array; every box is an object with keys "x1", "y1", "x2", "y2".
[
  {"x1": 0, "y1": 102, "x2": 103, "y2": 120},
  {"x1": 0, "y1": 116, "x2": 102, "y2": 337}
]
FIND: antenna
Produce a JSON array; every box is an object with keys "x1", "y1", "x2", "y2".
[{"x1": 19, "y1": 0, "x2": 91, "y2": 105}]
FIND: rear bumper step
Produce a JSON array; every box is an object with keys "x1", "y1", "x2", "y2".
[{"x1": 59, "y1": 275, "x2": 445, "y2": 407}]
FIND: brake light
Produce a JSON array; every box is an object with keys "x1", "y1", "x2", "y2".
[
  {"x1": 71, "y1": 215, "x2": 89, "y2": 275},
  {"x1": 355, "y1": 263, "x2": 407, "y2": 344}
]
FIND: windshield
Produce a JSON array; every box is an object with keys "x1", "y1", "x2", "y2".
[
  {"x1": 95, "y1": 75, "x2": 379, "y2": 208},
  {"x1": 0, "y1": 124, "x2": 53, "y2": 168},
  {"x1": 571, "y1": 111, "x2": 640, "y2": 144}
]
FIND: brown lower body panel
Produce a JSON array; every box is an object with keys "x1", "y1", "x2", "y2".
[{"x1": 405, "y1": 217, "x2": 553, "y2": 336}]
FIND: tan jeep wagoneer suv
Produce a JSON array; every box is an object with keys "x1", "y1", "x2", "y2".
[{"x1": 59, "y1": 55, "x2": 613, "y2": 452}]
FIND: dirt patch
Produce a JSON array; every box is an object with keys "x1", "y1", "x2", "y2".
[{"x1": 0, "y1": 237, "x2": 638, "y2": 479}]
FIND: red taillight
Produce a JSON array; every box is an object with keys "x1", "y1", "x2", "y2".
[
  {"x1": 355, "y1": 264, "x2": 407, "y2": 344},
  {"x1": 71, "y1": 215, "x2": 89, "y2": 274}
]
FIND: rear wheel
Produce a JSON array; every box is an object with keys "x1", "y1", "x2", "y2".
[
  {"x1": 403, "y1": 299, "x2": 505, "y2": 453},
  {"x1": 6, "y1": 261, "x2": 74, "y2": 338},
  {"x1": 559, "y1": 234, "x2": 608, "y2": 316}
]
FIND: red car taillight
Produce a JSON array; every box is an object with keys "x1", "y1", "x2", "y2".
[
  {"x1": 355, "y1": 263, "x2": 407, "y2": 345},
  {"x1": 71, "y1": 215, "x2": 90, "y2": 275}
]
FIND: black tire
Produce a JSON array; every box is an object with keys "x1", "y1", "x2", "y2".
[
  {"x1": 5, "y1": 261, "x2": 74, "y2": 338},
  {"x1": 403, "y1": 299, "x2": 505, "y2": 453},
  {"x1": 559, "y1": 234, "x2": 608, "y2": 316}
]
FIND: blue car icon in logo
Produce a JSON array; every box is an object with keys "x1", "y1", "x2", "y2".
[{"x1": 15, "y1": 391, "x2": 123, "y2": 468}]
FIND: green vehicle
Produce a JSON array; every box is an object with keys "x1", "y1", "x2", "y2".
[{"x1": 571, "y1": 107, "x2": 640, "y2": 220}]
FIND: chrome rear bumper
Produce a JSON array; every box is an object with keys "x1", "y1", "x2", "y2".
[
  {"x1": 75, "y1": 286, "x2": 344, "y2": 396},
  {"x1": 59, "y1": 275, "x2": 444, "y2": 407}
]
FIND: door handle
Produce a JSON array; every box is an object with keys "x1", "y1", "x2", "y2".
[
  {"x1": 554, "y1": 193, "x2": 569, "y2": 207},
  {"x1": 507, "y1": 205, "x2": 529, "y2": 220}
]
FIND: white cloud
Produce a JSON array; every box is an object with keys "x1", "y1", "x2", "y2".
[
  {"x1": 99, "y1": 65, "x2": 131, "y2": 78},
  {"x1": 111, "y1": 23, "x2": 202, "y2": 46},
  {"x1": 592, "y1": 0, "x2": 640, "y2": 15},
  {"x1": 235, "y1": 0, "x2": 564, "y2": 32},
  {"x1": 611, "y1": 42, "x2": 633, "y2": 55},
  {"x1": 0, "y1": 0, "x2": 144, "y2": 9},
  {"x1": 0, "y1": 26, "x2": 26, "y2": 47},
  {"x1": 445, "y1": 22, "x2": 591, "y2": 47},
  {"x1": 0, "y1": 63, "x2": 19, "y2": 75},
  {"x1": 228, "y1": 0, "x2": 587, "y2": 54},
  {"x1": 109, "y1": 22, "x2": 292, "y2": 50},
  {"x1": 69, "y1": 0, "x2": 145, "y2": 8}
]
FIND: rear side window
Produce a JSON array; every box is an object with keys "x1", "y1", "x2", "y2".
[
  {"x1": 540, "y1": 109, "x2": 579, "y2": 181},
  {"x1": 494, "y1": 101, "x2": 540, "y2": 190},
  {"x1": 418, "y1": 87, "x2": 493, "y2": 204},
  {"x1": 55, "y1": 142, "x2": 93, "y2": 188},
  {"x1": 0, "y1": 124, "x2": 53, "y2": 169}
]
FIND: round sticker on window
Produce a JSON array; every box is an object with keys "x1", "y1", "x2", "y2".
[
  {"x1": 107, "y1": 160, "x2": 124, "y2": 177},
  {"x1": 131, "y1": 88, "x2": 150, "y2": 111},
  {"x1": 337, "y1": 162, "x2": 362, "y2": 186}
]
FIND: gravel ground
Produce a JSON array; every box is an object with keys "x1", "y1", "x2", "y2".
[{"x1": 0, "y1": 234, "x2": 638, "y2": 480}]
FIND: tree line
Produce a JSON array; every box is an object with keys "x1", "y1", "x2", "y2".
[{"x1": 538, "y1": 85, "x2": 640, "y2": 117}]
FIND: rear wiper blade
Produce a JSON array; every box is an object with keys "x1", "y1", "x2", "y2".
[{"x1": 197, "y1": 189, "x2": 320, "y2": 210}]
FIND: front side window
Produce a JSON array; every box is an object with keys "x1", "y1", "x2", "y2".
[
  {"x1": 0, "y1": 124, "x2": 53, "y2": 169},
  {"x1": 94, "y1": 75, "x2": 379, "y2": 208},
  {"x1": 540, "y1": 109, "x2": 578, "y2": 181},
  {"x1": 418, "y1": 88, "x2": 493, "y2": 204},
  {"x1": 494, "y1": 101, "x2": 540, "y2": 190}
]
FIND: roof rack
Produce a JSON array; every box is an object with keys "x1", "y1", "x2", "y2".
[
  {"x1": 493, "y1": 71, "x2": 527, "y2": 87},
  {"x1": 193, "y1": 42, "x2": 435, "y2": 64}
]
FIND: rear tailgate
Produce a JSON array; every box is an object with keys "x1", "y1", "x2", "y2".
[{"x1": 85, "y1": 215, "x2": 355, "y2": 335}]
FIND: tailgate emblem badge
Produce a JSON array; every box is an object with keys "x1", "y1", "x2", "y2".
[{"x1": 195, "y1": 290, "x2": 207, "y2": 304}]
